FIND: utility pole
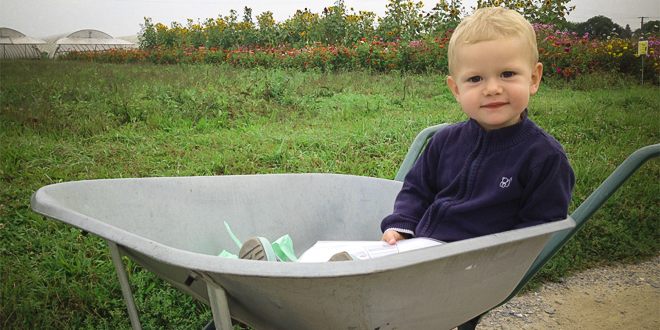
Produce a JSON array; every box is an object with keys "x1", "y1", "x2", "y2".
[{"x1": 639, "y1": 17, "x2": 647, "y2": 35}]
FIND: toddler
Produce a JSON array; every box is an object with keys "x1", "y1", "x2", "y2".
[{"x1": 240, "y1": 7, "x2": 575, "y2": 261}]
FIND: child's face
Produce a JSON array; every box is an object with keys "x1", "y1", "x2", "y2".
[{"x1": 446, "y1": 38, "x2": 543, "y2": 131}]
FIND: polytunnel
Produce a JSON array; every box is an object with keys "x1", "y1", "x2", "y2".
[
  {"x1": 0, "y1": 27, "x2": 47, "y2": 59},
  {"x1": 44, "y1": 29, "x2": 135, "y2": 58}
]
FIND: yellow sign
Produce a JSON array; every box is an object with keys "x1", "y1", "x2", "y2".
[{"x1": 638, "y1": 41, "x2": 649, "y2": 55}]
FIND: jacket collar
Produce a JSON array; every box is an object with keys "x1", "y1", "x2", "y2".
[{"x1": 463, "y1": 109, "x2": 536, "y2": 151}]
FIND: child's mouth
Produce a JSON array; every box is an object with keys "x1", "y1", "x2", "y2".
[{"x1": 482, "y1": 102, "x2": 507, "y2": 109}]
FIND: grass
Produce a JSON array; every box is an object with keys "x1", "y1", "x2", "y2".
[{"x1": 1, "y1": 60, "x2": 658, "y2": 329}]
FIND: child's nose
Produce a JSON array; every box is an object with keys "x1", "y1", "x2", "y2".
[{"x1": 483, "y1": 79, "x2": 502, "y2": 95}]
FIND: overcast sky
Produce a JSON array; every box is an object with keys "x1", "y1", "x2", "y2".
[{"x1": 1, "y1": 0, "x2": 658, "y2": 39}]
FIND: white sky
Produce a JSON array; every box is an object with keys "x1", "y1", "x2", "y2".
[{"x1": 1, "y1": 0, "x2": 658, "y2": 38}]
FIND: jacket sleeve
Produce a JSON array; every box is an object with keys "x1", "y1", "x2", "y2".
[
  {"x1": 515, "y1": 150, "x2": 575, "y2": 229},
  {"x1": 381, "y1": 134, "x2": 443, "y2": 235}
]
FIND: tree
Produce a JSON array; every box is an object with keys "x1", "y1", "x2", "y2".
[
  {"x1": 642, "y1": 20, "x2": 660, "y2": 34},
  {"x1": 622, "y1": 24, "x2": 632, "y2": 38},
  {"x1": 576, "y1": 15, "x2": 623, "y2": 38},
  {"x1": 564, "y1": 21, "x2": 579, "y2": 33}
]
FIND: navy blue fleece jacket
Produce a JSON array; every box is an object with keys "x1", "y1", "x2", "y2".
[{"x1": 381, "y1": 112, "x2": 575, "y2": 242}]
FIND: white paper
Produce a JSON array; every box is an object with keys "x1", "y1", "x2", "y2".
[{"x1": 297, "y1": 237, "x2": 444, "y2": 262}]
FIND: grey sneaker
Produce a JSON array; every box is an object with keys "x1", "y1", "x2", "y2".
[
  {"x1": 239, "y1": 237, "x2": 278, "y2": 261},
  {"x1": 328, "y1": 251, "x2": 358, "y2": 261}
]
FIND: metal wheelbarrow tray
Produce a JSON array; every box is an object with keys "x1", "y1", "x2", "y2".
[{"x1": 30, "y1": 123, "x2": 659, "y2": 330}]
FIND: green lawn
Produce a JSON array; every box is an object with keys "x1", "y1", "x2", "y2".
[{"x1": 1, "y1": 60, "x2": 658, "y2": 329}]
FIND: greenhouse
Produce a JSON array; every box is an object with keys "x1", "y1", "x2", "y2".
[
  {"x1": 43, "y1": 29, "x2": 135, "y2": 58},
  {"x1": 0, "y1": 27, "x2": 47, "y2": 59}
]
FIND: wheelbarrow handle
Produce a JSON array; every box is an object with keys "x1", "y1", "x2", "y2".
[
  {"x1": 504, "y1": 143, "x2": 660, "y2": 302},
  {"x1": 458, "y1": 143, "x2": 660, "y2": 330},
  {"x1": 394, "y1": 123, "x2": 450, "y2": 182}
]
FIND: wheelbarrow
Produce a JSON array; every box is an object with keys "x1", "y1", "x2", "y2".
[{"x1": 30, "y1": 123, "x2": 659, "y2": 330}]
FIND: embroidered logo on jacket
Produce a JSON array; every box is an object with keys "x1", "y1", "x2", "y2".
[{"x1": 500, "y1": 177, "x2": 512, "y2": 188}]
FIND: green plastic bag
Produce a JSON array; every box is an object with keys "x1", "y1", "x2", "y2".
[
  {"x1": 219, "y1": 221, "x2": 297, "y2": 262},
  {"x1": 271, "y1": 234, "x2": 298, "y2": 262}
]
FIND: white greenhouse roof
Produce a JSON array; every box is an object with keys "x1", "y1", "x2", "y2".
[
  {"x1": 0, "y1": 27, "x2": 46, "y2": 45},
  {"x1": 1, "y1": 27, "x2": 46, "y2": 59},
  {"x1": 56, "y1": 29, "x2": 133, "y2": 46},
  {"x1": 40, "y1": 29, "x2": 136, "y2": 58}
]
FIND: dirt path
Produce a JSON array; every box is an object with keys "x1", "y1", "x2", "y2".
[{"x1": 475, "y1": 256, "x2": 660, "y2": 330}]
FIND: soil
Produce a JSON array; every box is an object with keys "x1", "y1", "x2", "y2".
[{"x1": 473, "y1": 256, "x2": 660, "y2": 330}]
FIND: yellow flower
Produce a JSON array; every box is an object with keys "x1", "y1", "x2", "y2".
[
  {"x1": 516, "y1": 3, "x2": 522, "y2": 8},
  {"x1": 494, "y1": 1, "x2": 501, "y2": 5}
]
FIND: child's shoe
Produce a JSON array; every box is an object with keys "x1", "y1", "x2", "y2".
[
  {"x1": 239, "y1": 237, "x2": 278, "y2": 261},
  {"x1": 328, "y1": 251, "x2": 358, "y2": 261}
]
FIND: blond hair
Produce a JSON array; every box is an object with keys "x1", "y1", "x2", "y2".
[{"x1": 448, "y1": 7, "x2": 538, "y2": 75}]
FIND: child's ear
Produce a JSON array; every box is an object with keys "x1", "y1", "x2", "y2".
[
  {"x1": 446, "y1": 75, "x2": 460, "y2": 102},
  {"x1": 529, "y1": 62, "x2": 543, "y2": 95}
]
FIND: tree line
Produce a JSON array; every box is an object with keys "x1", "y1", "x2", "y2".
[{"x1": 565, "y1": 16, "x2": 659, "y2": 39}]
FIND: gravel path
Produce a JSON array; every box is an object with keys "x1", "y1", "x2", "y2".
[{"x1": 473, "y1": 256, "x2": 660, "y2": 330}]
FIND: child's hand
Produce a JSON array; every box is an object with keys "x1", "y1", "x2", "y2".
[{"x1": 381, "y1": 230, "x2": 406, "y2": 245}]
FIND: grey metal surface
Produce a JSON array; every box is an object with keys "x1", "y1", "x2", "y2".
[
  {"x1": 107, "y1": 241, "x2": 142, "y2": 330},
  {"x1": 31, "y1": 173, "x2": 574, "y2": 329}
]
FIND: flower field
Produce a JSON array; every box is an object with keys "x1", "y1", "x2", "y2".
[{"x1": 59, "y1": 0, "x2": 659, "y2": 83}]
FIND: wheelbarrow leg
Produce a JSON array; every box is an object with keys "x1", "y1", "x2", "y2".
[
  {"x1": 205, "y1": 280, "x2": 233, "y2": 330},
  {"x1": 457, "y1": 313, "x2": 485, "y2": 330},
  {"x1": 107, "y1": 241, "x2": 143, "y2": 330}
]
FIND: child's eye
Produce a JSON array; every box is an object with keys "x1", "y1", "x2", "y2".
[
  {"x1": 468, "y1": 76, "x2": 482, "y2": 83},
  {"x1": 501, "y1": 71, "x2": 515, "y2": 78}
]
